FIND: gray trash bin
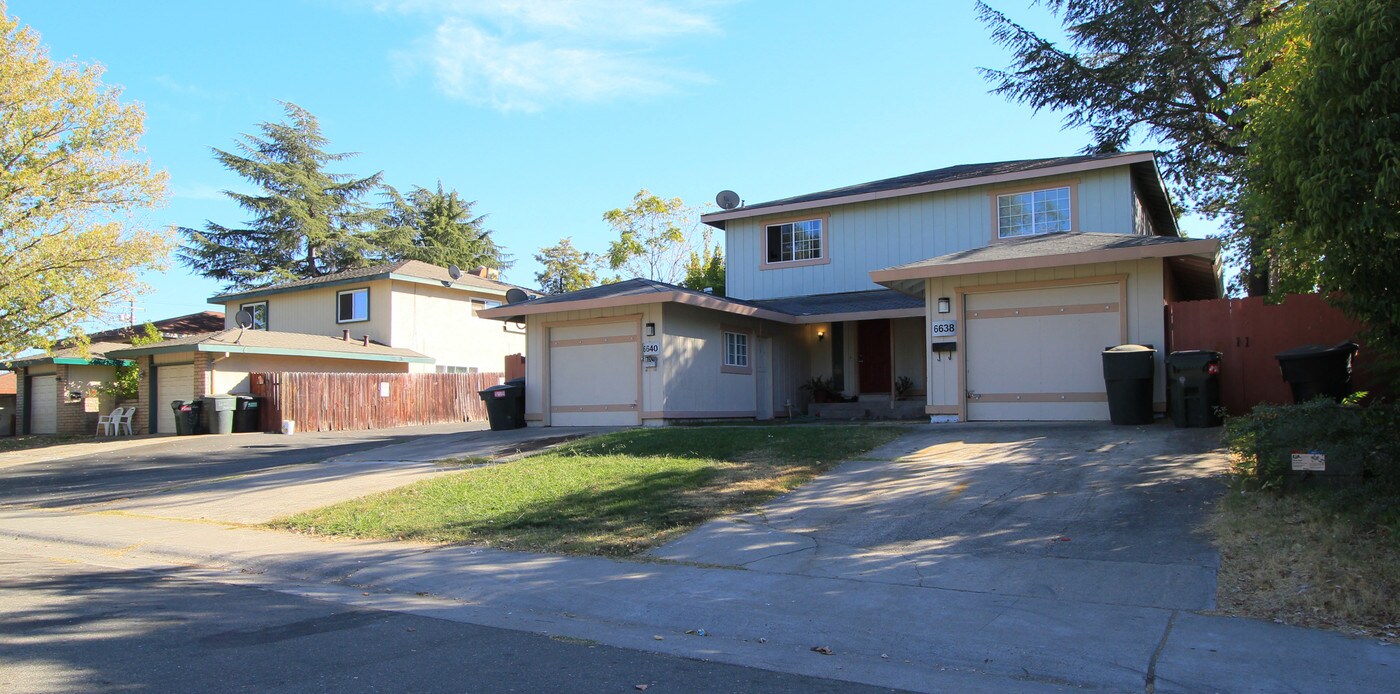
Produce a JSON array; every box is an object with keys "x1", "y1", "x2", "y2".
[{"x1": 204, "y1": 394, "x2": 237, "y2": 435}]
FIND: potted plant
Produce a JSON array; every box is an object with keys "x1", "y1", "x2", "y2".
[{"x1": 801, "y1": 376, "x2": 837, "y2": 403}]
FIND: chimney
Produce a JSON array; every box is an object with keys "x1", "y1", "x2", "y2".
[
  {"x1": 361, "y1": 335, "x2": 370, "y2": 346},
  {"x1": 471, "y1": 266, "x2": 489, "y2": 277},
  {"x1": 342, "y1": 329, "x2": 350, "y2": 341}
]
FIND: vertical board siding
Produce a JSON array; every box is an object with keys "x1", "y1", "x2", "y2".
[
  {"x1": 249, "y1": 371, "x2": 504, "y2": 433},
  {"x1": 725, "y1": 167, "x2": 1136, "y2": 301}
]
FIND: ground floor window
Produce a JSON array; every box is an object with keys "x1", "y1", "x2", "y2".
[{"x1": 722, "y1": 329, "x2": 751, "y2": 374}]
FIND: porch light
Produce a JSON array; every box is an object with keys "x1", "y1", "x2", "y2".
[
  {"x1": 645, "y1": 322, "x2": 656, "y2": 337},
  {"x1": 817, "y1": 329, "x2": 825, "y2": 342},
  {"x1": 937, "y1": 297, "x2": 951, "y2": 314}
]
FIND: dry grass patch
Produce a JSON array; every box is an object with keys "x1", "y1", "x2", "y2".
[
  {"x1": 1209, "y1": 482, "x2": 1400, "y2": 641},
  {"x1": 273, "y1": 426, "x2": 904, "y2": 556}
]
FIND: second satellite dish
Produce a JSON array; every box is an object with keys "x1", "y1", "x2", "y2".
[
  {"x1": 448, "y1": 265, "x2": 462, "y2": 280},
  {"x1": 715, "y1": 190, "x2": 741, "y2": 210},
  {"x1": 234, "y1": 309, "x2": 255, "y2": 329},
  {"x1": 505, "y1": 288, "x2": 531, "y2": 304}
]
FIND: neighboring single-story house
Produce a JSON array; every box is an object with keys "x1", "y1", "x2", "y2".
[
  {"x1": 5, "y1": 312, "x2": 227, "y2": 436},
  {"x1": 481, "y1": 151, "x2": 1222, "y2": 426},
  {"x1": 105, "y1": 329, "x2": 430, "y2": 434}
]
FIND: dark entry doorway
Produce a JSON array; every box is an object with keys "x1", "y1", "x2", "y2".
[{"x1": 857, "y1": 320, "x2": 891, "y2": 393}]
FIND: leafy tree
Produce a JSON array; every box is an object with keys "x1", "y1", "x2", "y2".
[
  {"x1": 603, "y1": 189, "x2": 697, "y2": 285},
  {"x1": 681, "y1": 227, "x2": 725, "y2": 293},
  {"x1": 976, "y1": 0, "x2": 1287, "y2": 294},
  {"x1": 534, "y1": 237, "x2": 599, "y2": 294},
  {"x1": 179, "y1": 103, "x2": 385, "y2": 289},
  {"x1": 380, "y1": 182, "x2": 511, "y2": 270},
  {"x1": 0, "y1": 7, "x2": 171, "y2": 360},
  {"x1": 1240, "y1": 0, "x2": 1400, "y2": 359},
  {"x1": 98, "y1": 322, "x2": 162, "y2": 400}
]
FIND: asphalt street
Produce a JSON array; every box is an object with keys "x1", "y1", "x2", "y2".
[{"x1": 0, "y1": 552, "x2": 899, "y2": 694}]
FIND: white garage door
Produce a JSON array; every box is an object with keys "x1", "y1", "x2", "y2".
[
  {"x1": 549, "y1": 320, "x2": 640, "y2": 426},
  {"x1": 964, "y1": 282, "x2": 1121, "y2": 421},
  {"x1": 28, "y1": 375, "x2": 57, "y2": 434},
  {"x1": 156, "y1": 364, "x2": 195, "y2": 434}
]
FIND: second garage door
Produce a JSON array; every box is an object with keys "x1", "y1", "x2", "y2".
[
  {"x1": 964, "y1": 282, "x2": 1121, "y2": 421},
  {"x1": 28, "y1": 375, "x2": 58, "y2": 434},
  {"x1": 549, "y1": 320, "x2": 640, "y2": 426},
  {"x1": 156, "y1": 364, "x2": 195, "y2": 434}
]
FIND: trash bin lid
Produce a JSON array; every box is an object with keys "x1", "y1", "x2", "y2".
[
  {"x1": 1275, "y1": 341, "x2": 1359, "y2": 361},
  {"x1": 1104, "y1": 344, "x2": 1153, "y2": 353}
]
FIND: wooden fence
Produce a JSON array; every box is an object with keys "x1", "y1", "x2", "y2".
[
  {"x1": 1167, "y1": 293, "x2": 1382, "y2": 414},
  {"x1": 249, "y1": 371, "x2": 506, "y2": 433}
]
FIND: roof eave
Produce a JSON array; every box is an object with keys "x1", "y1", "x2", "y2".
[
  {"x1": 209, "y1": 272, "x2": 394, "y2": 304},
  {"x1": 107, "y1": 341, "x2": 432, "y2": 364},
  {"x1": 479, "y1": 291, "x2": 796, "y2": 323},
  {"x1": 869, "y1": 238, "x2": 1221, "y2": 283},
  {"x1": 701, "y1": 152, "x2": 1158, "y2": 226}
]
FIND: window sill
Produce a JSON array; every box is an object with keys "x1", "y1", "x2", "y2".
[{"x1": 760, "y1": 255, "x2": 832, "y2": 271}]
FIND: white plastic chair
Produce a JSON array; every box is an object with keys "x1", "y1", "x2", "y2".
[
  {"x1": 96, "y1": 407, "x2": 126, "y2": 436},
  {"x1": 115, "y1": 407, "x2": 136, "y2": 436}
]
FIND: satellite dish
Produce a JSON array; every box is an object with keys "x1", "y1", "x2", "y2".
[
  {"x1": 716, "y1": 190, "x2": 741, "y2": 210},
  {"x1": 447, "y1": 264, "x2": 462, "y2": 280},
  {"x1": 505, "y1": 288, "x2": 531, "y2": 304},
  {"x1": 234, "y1": 309, "x2": 255, "y2": 329}
]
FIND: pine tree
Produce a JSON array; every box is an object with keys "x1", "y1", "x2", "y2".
[
  {"x1": 381, "y1": 182, "x2": 510, "y2": 270},
  {"x1": 179, "y1": 102, "x2": 385, "y2": 289}
]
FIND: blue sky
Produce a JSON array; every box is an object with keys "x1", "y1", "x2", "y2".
[{"x1": 13, "y1": 0, "x2": 1214, "y2": 328}]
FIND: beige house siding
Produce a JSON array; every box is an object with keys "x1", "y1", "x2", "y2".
[
  {"x1": 726, "y1": 167, "x2": 1135, "y2": 300},
  {"x1": 923, "y1": 257, "x2": 1168, "y2": 417},
  {"x1": 389, "y1": 280, "x2": 525, "y2": 373},
  {"x1": 222, "y1": 278, "x2": 394, "y2": 343},
  {"x1": 660, "y1": 304, "x2": 761, "y2": 416},
  {"x1": 209, "y1": 354, "x2": 412, "y2": 394},
  {"x1": 522, "y1": 304, "x2": 663, "y2": 425}
]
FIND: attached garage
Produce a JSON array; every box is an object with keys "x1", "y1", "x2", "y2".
[
  {"x1": 547, "y1": 318, "x2": 641, "y2": 426},
  {"x1": 155, "y1": 364, "x2": 194, "y2": 434},
  {"x1": 963, "y1": 281, "x2": 1121, "y2": 421},
  {"x1": 28, "y1": 375, "x2": 58, "y2": 434}
]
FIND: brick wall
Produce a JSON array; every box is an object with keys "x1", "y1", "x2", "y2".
[
  {"x1": 14, "y1": 367, "x2": 26, "y2": 435},
  {"x1": 136, "y1": 356, "x2": 152, "y2": 434}
]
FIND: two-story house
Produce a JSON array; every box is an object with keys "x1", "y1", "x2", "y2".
[
  {"x1": 108, "y1": 260, "x2": 533, "y2": 434},
  {"x1": 480, "y1": 152, "x2": 1221, "y2": 426}
]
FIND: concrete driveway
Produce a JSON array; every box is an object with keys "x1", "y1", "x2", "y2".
[
  {"x1": 1, "y1": 424, "x2": 614, "y2": 524},
  {"x1": 653, "y1": 421, "x2": 1229, "y2": 611}
]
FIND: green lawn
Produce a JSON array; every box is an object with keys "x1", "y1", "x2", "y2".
[{"x1": 273, "y1": 425, "x2": 905, "y2": 556}]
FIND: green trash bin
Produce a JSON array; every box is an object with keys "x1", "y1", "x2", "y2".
[
  {"x1": 174, "y1": 400, "x2": 203, "y2": 435},
  {"x1": 233, "y1": 396, "x2": 262, "y2": 433},
  {"x1": 170, "y1": 400, "x2": 186, "y2": 436},
  {"x1": 1166, "y1": 350, "x2": 1222, "y2": 427},
  {"x1": 204, "y1": 394, "x2": 237, "y2": 435}
]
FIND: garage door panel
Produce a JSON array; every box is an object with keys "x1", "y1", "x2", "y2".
[
  {"x1": 29, "y1": 376, "x2": 57, "y2": 434},
  {"x1": 156, "y1": 365, "x2": 194, "y2": 434},
  {"x1": 966, "y1": 282, "x2": 1120, "y2": 422},
  {"x1": 549, "y1": 320, "x2": 639, "y2": 427}
]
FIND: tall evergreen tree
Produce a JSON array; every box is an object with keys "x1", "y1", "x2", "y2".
[
  {"x1": 179, "y1": 102, "x2": 385, "y2": 289},
  {"x1": 380, "y1": 183, "x2": 510, "y2": 270}
]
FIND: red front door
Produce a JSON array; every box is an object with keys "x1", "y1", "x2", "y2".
[{"x1": 857, "y1": 320, "x2": 892, "y2": 394}]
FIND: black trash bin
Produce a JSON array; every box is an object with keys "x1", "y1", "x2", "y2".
[
  {"x1": 479, "y1": 379, "x2": 526, "y2": 431},
  {"x1": 1102, "y1": 345, "x2": 1155, "y2": 425},
  {"x1": 1166, "y1": 350, "x2": 1222, "y2": 427},
  {"x1": 174, "y1": 400, "x2": 204, "y2": 435},
  {"x1": 233, "y1": 395, "x2": 262, "y2": 433},
  {"x1": 1275, "y1": 341, "x2": 1360, "y2": 403}
]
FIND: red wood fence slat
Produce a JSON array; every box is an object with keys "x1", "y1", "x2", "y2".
[
  {"x1": 248, "y1": 371, "x2": 505, "y2": 433},
  {"x1": 1167, "y1": 293, "x2": 1383, "y2": 414}
]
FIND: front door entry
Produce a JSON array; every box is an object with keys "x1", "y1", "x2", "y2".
[{"x1": 857, "y1": 320, "x2": 891, "y2": 394}]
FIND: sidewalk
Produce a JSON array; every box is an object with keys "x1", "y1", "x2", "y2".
[{"x1": 3, "y1": 507, "x2": 1393, "y2": 693}]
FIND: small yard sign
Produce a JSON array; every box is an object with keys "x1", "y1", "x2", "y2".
[{"x1": 1291, "y1": 451, "x2": 1326, "y2": 471}]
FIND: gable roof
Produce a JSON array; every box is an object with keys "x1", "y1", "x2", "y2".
[
  {"x1": 209, "y1": 260, "x2": 536, "y2": 304},
  {"x1": 701, "y1": 151, "x2": 1177, "y2": 236},
  {"x1": 81, "y1": 311, "x2": 226, "y2": 343},
  {"x1": 105, "y1": 329, "x2": 432, "y2": 364},
  {"x1": 5, "y1": 341, "x2": 136, "y2": 370}
]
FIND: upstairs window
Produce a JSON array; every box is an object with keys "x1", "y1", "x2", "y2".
[
  {"x1": 997, "y1": 186, "x2": 1072, "y2": 239},
  {"x1": 240, "y1": 301, "x2": 268, "y2": 330},
  {"x1": 337, "y1": 288, "x2": 369, "y2": 323},
  {"x1": 766, "y1": 218, "x2": 823, "y2": 264}
]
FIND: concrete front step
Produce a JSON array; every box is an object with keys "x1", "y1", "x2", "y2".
[{"x1": 809, "y1": 400, "x2": 924, "y2": 420}]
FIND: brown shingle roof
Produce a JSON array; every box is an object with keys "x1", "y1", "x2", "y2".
[
  {"x1": 209, "y1": 260, "x2": 535, "y2": 303},
  {"x1": 0, "y1": 372, "x2": 15, "y2": 396},
  {"x1": 82, "y1": 311, "x2": 226, "y2": 343}
]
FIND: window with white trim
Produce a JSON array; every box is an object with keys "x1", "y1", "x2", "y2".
[
  {"x1": 240, "y1": 301, "x2": 268, "y2": 330},
  {"x1": 765, "y1": 219, "x2": 823, "y2": 263},
  {"x1": 724, "y1": 331, "x2": 749, "y2": 368},
  {"x1": 997, "y1": 186, "x2": 1072, "y2": 238},
  {"x1": 336, "y1": 288, "x2": 369, "y2": 323}
]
